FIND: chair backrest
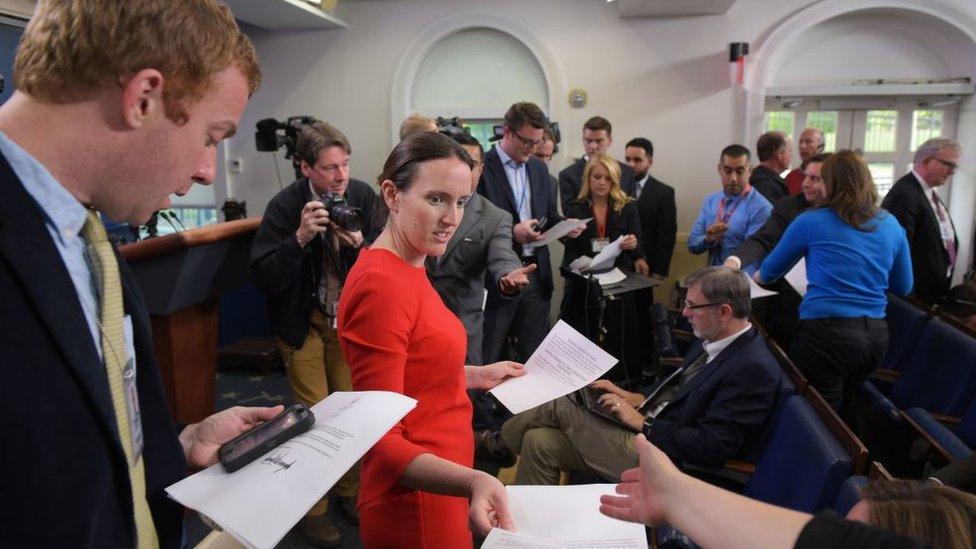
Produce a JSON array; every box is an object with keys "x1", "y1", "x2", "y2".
[
  {"x1": 833, "y1": 475, "x2": 868, "y2": 517},
  {"x1": 651, "y1": 302, "x2": 680, "y2": 358},
  {"x1": 736, "y1": 374, "x2": 797, "y2": 463},
  {"x1": 767, "y1": 338, "x2": 808, "y2": 395},
  {"x1": 891, "y1": 318, "x2": 976, "y2": 416},
  {"x1": 743, "y1": 396, "x2": 852, "y2": 513},
  {"x1": 883, "y1": 294, "x2": 930, "y2": 371},
  {"x1": 954, "y1": 399, "x2": 976, "y2": 449},
  {"x1": 806, "y1": 386, "x2": 870, "y2": 475}
]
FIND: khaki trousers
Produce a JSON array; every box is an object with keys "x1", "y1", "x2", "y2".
[
  {"x1": 277, "y1": 308, "x2": 360, "y2": 516},
  {"x1": 501, "y1": 396, "x2": 638, "y2": 485}
]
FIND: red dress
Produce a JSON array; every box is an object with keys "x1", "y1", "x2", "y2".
[{"x1": 338, "y1": 247, "x2": 474, "y2": 548}]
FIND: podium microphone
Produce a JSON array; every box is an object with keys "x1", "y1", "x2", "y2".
[
  {"x1": 158, "y1": 211, "x2": 178, "y2": 232},
  {"x1": 164, "y1": 210, "x2": 186, "y2": 230}
]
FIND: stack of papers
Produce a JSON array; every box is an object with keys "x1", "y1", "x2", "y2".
[
  {"x1": 592, "y1": 268, "x2": 626, "y2": 287},
  {"x1": 167, "y1": 391, "x2": 416, "y2": 549},
  {"x1": 489, "y1": 320, "x2": 617, "y2": 414},
  {"x1": 482, "y1": 484, "x2": 648, "y2": 548}
]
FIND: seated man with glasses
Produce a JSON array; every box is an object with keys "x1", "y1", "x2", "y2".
[
  {"x1": 881, "y1": 137, "x2": 962, "y2": 305},
  {"x1": 478, "y1": 266, "x2": 782, "y2": 484}
]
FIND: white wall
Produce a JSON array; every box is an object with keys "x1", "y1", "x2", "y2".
[
  {"x1": 228, "y1": 0, "x2": 813, "y2": 227},
  {"x1": 225, "y1": 0, "x2": 976, "y2": 244}
]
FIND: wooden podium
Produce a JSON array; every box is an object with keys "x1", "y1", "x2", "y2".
[{"x1": 120, "y1": 218, "x2": 261, "y2": 424}]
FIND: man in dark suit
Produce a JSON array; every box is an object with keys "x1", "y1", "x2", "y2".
[
  {"x1": 750, "y1": 131, "x2": 793, "y2": 202},
  {"x1": 624, "y1": 138, "x2": 677, "y2": 278},
  {"x1": 559, "y1": 116, "x2": 636, "y2": 211},
  {"x1": 534, "y1": 127, "x2": 561, "y2": 210},
  {"x1": 0, "y1": 2, "x2": 282, "y2": 547},
  {"x1": 493, "y1": 267, "x2": 781, "y2": 484},
  {"x1": 429, "y1": 133, "x2": 534, "y2": 365},
  {"x1": 725, "y1": 153, "x2": 830, "y2": 347},
  {"x1": 881, "y1": 138, "x2": 961, "y2": 304},
  {"x1": 478, "y1": 102, "x2": 585, "y2": 363}
]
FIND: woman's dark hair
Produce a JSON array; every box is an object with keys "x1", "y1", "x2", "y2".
[
  {"x1": 375, "y1": 132, "x2": 474, "y2": 214},
  {"x1": 822, "y1": 149, "x2": 879, "y2": 229}
]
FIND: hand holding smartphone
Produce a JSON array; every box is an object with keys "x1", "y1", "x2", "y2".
[{"x1": 218, "y1": 404, "x2": 315, "y2": 473}]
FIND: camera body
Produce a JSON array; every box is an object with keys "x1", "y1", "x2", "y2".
[{"x1": 322, "y1": 193, "x2": 364, "y2": 233}]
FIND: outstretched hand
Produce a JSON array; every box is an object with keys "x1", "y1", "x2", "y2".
[
  {"x1": 599, "y1": 434, "x2": 678, "y2": 526},
  {"x1": 500, "y1": 264, "x2": 537, "y2": 294}
]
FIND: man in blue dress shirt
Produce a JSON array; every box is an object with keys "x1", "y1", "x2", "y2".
[{"x1": 689, "y1": 144, "x2": 772, "y2": 269}]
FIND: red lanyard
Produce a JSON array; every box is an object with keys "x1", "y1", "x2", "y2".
[
  {"x1": 715, "y1": 188, "x2": 751, "y2": 224},
  {"x1": 592, "y1": 204, "x2": 608, "y2": 239}
]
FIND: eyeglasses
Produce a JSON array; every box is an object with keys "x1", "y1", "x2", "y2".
[
  {"x1": 512, "y1": 130, "x2": 543, "y2": 150},
  {"x1": 683, "y1": 301, "x2": 723, "y2": 311},
  {"x1": 932, "y1": 157, "x2": 958, "y2": 171}
]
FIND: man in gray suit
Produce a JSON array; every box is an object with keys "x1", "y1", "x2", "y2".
[{"x1": 427, "y1": 133, "x2": 536, "y2": 365}]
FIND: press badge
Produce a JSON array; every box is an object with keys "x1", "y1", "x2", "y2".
[
  {"x1": 591, "y1": 237, "x2": 610, "y2": 253},
  {"x1": 122, "y1": 315, "x2": 144, "y2": 462}
]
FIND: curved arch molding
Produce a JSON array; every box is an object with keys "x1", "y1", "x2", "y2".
[{"x1": 389, "y1": 11, "x2": 565, "y2": 146}]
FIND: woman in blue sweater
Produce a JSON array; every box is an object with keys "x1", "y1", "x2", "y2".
[{"x1": 758, "y1": 150, "x2": 912, "y2": 413}]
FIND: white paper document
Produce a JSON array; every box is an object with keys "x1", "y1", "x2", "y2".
[
  {"x1": 482, "y1": 484, "x2": 648, "y2": 549},
  {"x1": 166, "y1": 391, "x2": 416, "y2": 549},
  {"x1": 592, "y1": 267, "x2": 626, "y2": 287},
  {"x1": 525, "y1": 218, "x2": 591, "y2": 250},
  {"x1": 785, "y1": 258, "x2": 808, "y2": 296},
  {"x1": 749, "y1": 276, "x2": 778, "y2": 298},
  {"x1": 489, "y1": 320, "x2": 617, "y2": 414}
]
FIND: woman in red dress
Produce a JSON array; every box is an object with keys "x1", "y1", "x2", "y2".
[{"x1": 338, "y1": 132, "x2": 524, "y2": 548}]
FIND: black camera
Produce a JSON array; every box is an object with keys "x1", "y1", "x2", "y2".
[
  {"x1": 323, "y1": 193, "x2": 364, "y2": 233},
  {"x1": 255, "y1": 116, "x2": 318, "y2": 180},
  {"x1": 436, "y1": 116, "x2": 469, "y2": 138}
]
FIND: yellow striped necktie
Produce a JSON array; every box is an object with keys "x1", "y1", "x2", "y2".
[{"x1": 82, "y1": 210, "x2": 159, "y2": 548}]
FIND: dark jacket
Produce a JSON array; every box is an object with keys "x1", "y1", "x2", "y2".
[
  {"x1": 563, "y1": 199, "x2": 644, "y2": 271},
  {"x1": 634, "y1": 175, "x2": 677, "y2": 276},
  {"x1": 251, "y1": 177, "x2": 380, "y2": 347},
  {"x1": 642, "y1": 327, "x2": 782, "y2": 467},
  {"x1": 732, "y1": 193, "x2": 811, "y2": 267},
  {"x1": 558, "y1": 157, "x2": 636, "y2": 212},
  {"x1": 881, "y1": 172, "x2": 956, "y2": 304},
  {"x1": 478, "y1": 147, "x2": 561, "y2": 300},
  {"x1": 0, "y1": 152, "x2": 186, "y2": 547},
  {"x1": 750, "y1": 164, "x2": 788, "y2": 203}
]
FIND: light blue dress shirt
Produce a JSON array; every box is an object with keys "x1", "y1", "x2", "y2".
[
  {"x1": 0, "y1": 130, "x2": 102, "y2": 357},
  {"x1": 688, "y1": 188, "x2": 772, "y2": 267},
  {"x1": 495, "y1": 144, "x2": 534, "y2": 255}
]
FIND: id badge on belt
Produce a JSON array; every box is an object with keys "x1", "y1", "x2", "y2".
[
  {"x1": 591, "y1": 237, "x2": 610, "y2": 254},
  {"x1": 122, "y1": 316, "x2": 144, "y2": 463}
]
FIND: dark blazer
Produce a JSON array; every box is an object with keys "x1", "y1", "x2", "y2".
[
  {"x1": 477, "y1": 146, "x2": 562, "y2": 299},
  {"x1": 251, "y1": 177, "x2": 379, "y2": 347},
  {"x1": 563, "y1": 200, "x2": 644, "y2": 271},
  {"x1": 426, "y1": 193, "x2": 522, "y2": 365},
  {"x1": 750, "y1": 165, "x2": 788, "y2": 203},
  {"x1": 642, "y1": 327, "x2": 782, "y2": 468},
  {"x1": 731, "y1": 193, "x2": 811, "y2": 267},
  {"x1": 634, "y1": 175, "x2": 677, "y2": 276},
  {"x1": 558, "y1": 157, "x2": 636, "y2": 212},
  {"x1": 881, "y1": 172, "x2": 956, "y2": 304},
  {"x1": 0, "y1": 154, "x2": 186, "y2": 547}
]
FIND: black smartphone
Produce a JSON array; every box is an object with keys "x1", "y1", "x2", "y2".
[
  {"x1": 532, "y1": 216, "x2": 548, "y2": 232},
  {"x1": 218, "y1": 404, "x2": 315, "y2": 473}
]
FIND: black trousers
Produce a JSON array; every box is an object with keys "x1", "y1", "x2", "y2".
[{"x1": 791, "y1": 317, "x2": 888, "y2": 413}]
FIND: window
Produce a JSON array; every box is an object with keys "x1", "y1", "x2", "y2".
[
  {"x1": 463, "y1": 120, "x2": 501, "y2": 153},
  {"x1": 763, "y1": 111, "x2": 795, "y2": 135},
  {"x1": 911, "y1": 110, "x2": 944, "y2": 150},
  {"x1": 763, "y1": 100, "x2": 957, "y2": 201},
  {"x1": 806, "y1": 111, "x2": 838, "y2": 152},
  {"x1": 864, "y1": 110, "x2": 898, "y2": 152}
]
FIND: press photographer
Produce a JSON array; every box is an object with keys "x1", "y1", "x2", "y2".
[{"x1": 250, "y1": 121, "x2": 379, "y2": 546}]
